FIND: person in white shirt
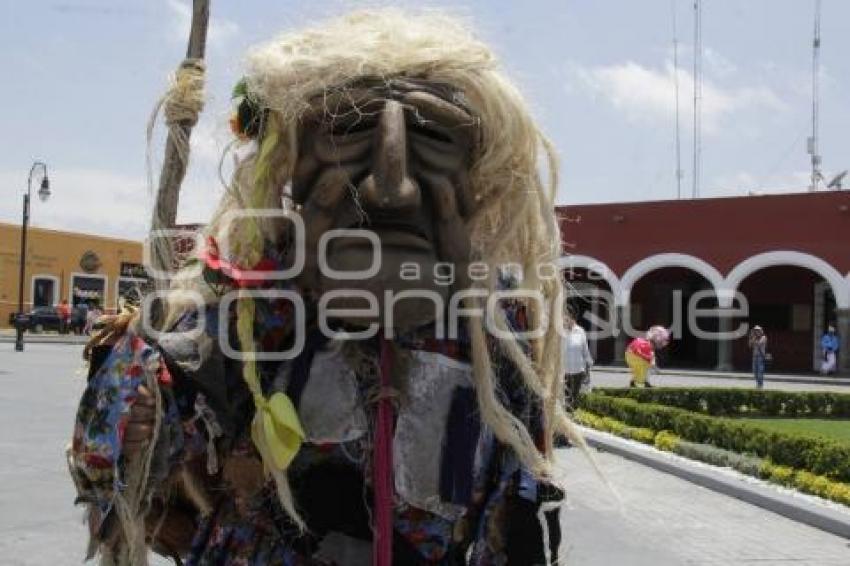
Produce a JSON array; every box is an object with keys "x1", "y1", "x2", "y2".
[{"x1": 561, "y1": 306, "x2": 594, "y2": 409}]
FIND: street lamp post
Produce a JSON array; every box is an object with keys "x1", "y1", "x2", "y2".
[{"x1": 14, "y1": 161, "x2": 51, "y2": 352}]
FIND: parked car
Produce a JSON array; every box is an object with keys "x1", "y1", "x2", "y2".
[{"x1": 9, "y1": 306, "x2": 62, "y2": 333}]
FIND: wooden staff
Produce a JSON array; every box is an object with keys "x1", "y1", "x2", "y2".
[{"x1": 150, "y1": 0, "x2": 210, "y2": 281}]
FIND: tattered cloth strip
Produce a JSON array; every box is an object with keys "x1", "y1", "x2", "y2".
[{"x1": 69, "y1": 332, "x2": 180, "y2": 554}]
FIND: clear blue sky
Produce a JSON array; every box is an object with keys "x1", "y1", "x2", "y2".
[{"x1": 2, "y1": 1, "x2": 848, "y2": 239}]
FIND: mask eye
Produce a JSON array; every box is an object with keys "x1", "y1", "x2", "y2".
[
  {"x1": 329, "y1": 117, "x2": 376, "y2": 137},
  {"x1": 409, "y1": 122, "x2": 453, "y2": 144}
]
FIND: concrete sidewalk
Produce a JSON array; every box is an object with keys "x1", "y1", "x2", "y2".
[
  {"x1": 579, "y1": 426, "x2": 850, "y2": 540},
  {"x1": 0, "y1": 330, "x2": 88, "y2": 345},
  {"x1": 557, "y1": 443, "x2": 850, "y2": 565},
  {"x1": 597, "y1": 364, "x2": 850, "y2": 387}
]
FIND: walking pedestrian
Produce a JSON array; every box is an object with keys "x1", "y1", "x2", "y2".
[
  {"x1": 748, "y1": 325, "x2": 768, "y2": 389},
  {"x1": 561, "y1": 306, "x2": 593, "y2": 410},
  {"x1": 820, "y1": 325, "x2": 839, "y2": 375},
  {"x1": 56, "y1": 299, "x2": 71, "y2": 334},
  {"x1": 71, "y1": 302, "x2": 88, "y2": 335},
  {"x1": 626, "y1": 326, "x2": 670, "y2": 388},
  {"x1": 84, "y1": 302, "x2": 102, "y2": 335}
]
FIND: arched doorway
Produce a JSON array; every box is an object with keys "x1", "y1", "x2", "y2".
[
  {"x1": 628, "y1": 266, "x2": 719, "y2": 369},
  {"x1": 734, "y1": 266, "x2": 834, "y2": 372},
  {"x1": 563, "y1": 267, "x2": 616, "y2": 364}
]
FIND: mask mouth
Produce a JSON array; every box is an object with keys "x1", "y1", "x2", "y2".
[
  {"x1": 373, "y1": 229, "x2": 433, "y2": 252},
  {"x1": 341, "y1": 219, "x2": 433, "y2": 249},
  {"x1": 324, "y1": 224, "x2": 435, "y2": 258},
  {"x1": 361, "y1": 218, "x2": 428, "y2": 237}
]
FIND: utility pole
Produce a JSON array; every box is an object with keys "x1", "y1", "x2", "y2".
[
  {"x1": 672, "y1": 0, "x2": 683, "y2": 199},
  {"x1": 692, "y1": 0, "x2": 702, "y2": 199},
  {"x1": 808, "y1": 0, "x2": 822, "y2": 191}
]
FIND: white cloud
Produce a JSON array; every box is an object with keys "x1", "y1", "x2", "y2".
[
  {"x1": 571, "y1": 60, "x2": 786, "y2": 134},
  {"x1": 188, "y1": 114, "x2": 233, "y2": 168},
  {"x1": 0, "y1": 168, "x2": 150, "y2": 240},
  {"x1": 703, "y1": 47, "x2": 737, "y2": 78},
  {"x1": 0, "y1": 164, "x2": 225, "y2": 240},
  {"x1": 165, "y1": 0, "x2": 239, "y2": 48}
]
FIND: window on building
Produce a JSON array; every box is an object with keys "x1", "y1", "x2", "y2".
[
  {"x1": 32, "y1": 277, "x2": 56, "y2": 307},
  {"x1": 71, "y1": 275, "x2": 106, "y2": 308}
]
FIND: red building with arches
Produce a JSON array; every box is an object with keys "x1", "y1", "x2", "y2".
[{"x1": 558, "y1": 191, "x2": 850, "y2": 374}]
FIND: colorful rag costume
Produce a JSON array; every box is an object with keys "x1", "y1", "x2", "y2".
[
  {"x1": 68, "y1": 9, "x2": 576, "y2": 565},
  {"x1": 625, "y1": 337, "x2": 653, "y2": 387},
  {"x1": 70, "y1": 299, "x2": 565, "y2": 565},
  {"x1": 625, "y1": 327, "x2": 669, "y2": 388}
]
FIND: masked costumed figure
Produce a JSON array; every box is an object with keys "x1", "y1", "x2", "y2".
[
  {"x1": 625, "y1": 326, "x2": 671, "y2": 388},
  {"x1": 68, "y1": 9, "x2": 580, "y2": 565}
]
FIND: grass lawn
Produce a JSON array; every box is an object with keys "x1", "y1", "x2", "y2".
[{"x1": 738, "y1": 418, "x2": 850, "y2": 444}]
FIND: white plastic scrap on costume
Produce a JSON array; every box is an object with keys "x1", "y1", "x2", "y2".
[
  {"x1": 294, "y1": 344, "x2": 477, "y2": 520},
  {"x1": 298, "y1": 344, "x2": 368, "y2": 444},
  {"x1": 393, "y1": 351, "x2": 474, "y2": 521}
]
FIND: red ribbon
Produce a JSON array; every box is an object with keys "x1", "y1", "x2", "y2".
[{"x1": 199, "y1": 236, "x2": 279, "y2": 288}]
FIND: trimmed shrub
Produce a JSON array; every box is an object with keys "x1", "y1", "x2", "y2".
[
  {"x1": 760, "y1": 463, "x2": 850, "y2": 506},
  {"x1": 578, "y1": 408, "x2": 850, "y2": 508},
  {"x1": 574, "y1": 409, "x2": 656, "y2": 445},
  {"x1": 654, "y1": 430, "x2": 679, "y2": 452},
  {"x1": 594, "y1": 387, "x2": 850, "y2": 419},
  {"x1": 628, "y1": 427, "x2": 657, "y2": 445},
  {"x1": 579, "y1": 393, "x2": 850, "y2": 482},
  {"x1": 761, "y1": 462, "x2": 796, "y2": 486},
  {"x1": 672, "y1": 439, "x2": 763, "y2": 477}
]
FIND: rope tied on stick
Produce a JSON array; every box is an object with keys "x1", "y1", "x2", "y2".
[
  {"x1": 164, "y1": 59, "x2": 206, "y2": 128},
  {"x1": 146, "y1": 58, "x2": 207, "y2": 182},
  {"x1": 146, "y1": 57, "x2": 207, "y2": 295}
]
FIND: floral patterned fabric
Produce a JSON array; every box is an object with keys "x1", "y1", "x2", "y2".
[
  {"x1": 188, "y1": 495, "x2": 310, "y2": 566},
  {"x1": 69, "y1": 333, "x2": 174, "y2": 518}
]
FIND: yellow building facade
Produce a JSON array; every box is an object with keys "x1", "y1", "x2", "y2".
[{"x1": 0, "y1": 222, "x2": 145, "y2": 327}]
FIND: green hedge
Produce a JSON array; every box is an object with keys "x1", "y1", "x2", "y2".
[
  {"x1": 576, "y1": 408, "x2": 850, "y2": 507},
  {"x1": 579, "y1": 393, "x2": 850, "y2": 482},
  {"x1": 574, "y1": 409, "x2": 657, "y2": 445},
  {"x1": 593, "y1": 387, "x2": 850, "y2": 418}
]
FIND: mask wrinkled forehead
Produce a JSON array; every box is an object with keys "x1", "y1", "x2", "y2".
[
  {"x1": 296, "y1": 76, "x2": 481, "y2": 148},
  {"x1": 309, "y1": 76, "x2": 474, "y2": 112}
]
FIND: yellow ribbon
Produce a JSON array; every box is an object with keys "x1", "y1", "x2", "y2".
[
  {"x1": 251, "y1": 391, "x2": 304, "y2": 471},
  {"x1": 237, "y1": 288, "x2": 303, "y2": 472}
]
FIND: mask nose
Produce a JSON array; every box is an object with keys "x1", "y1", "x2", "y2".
[{"x1": 357, "y1": 100, "x2": 421, "y2": 212}]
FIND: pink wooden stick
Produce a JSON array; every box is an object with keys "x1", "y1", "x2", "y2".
[{"x1": 373, "y1": 335, "x2": 394, "y2": 566}]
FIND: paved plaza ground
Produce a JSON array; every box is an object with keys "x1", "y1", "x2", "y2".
[
  {"x1": 1, "y1": 344, "x2": 849, "y2": 565},
  {"x1": 590, "y1": 367, "x2": 850, "y2": 392}
]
